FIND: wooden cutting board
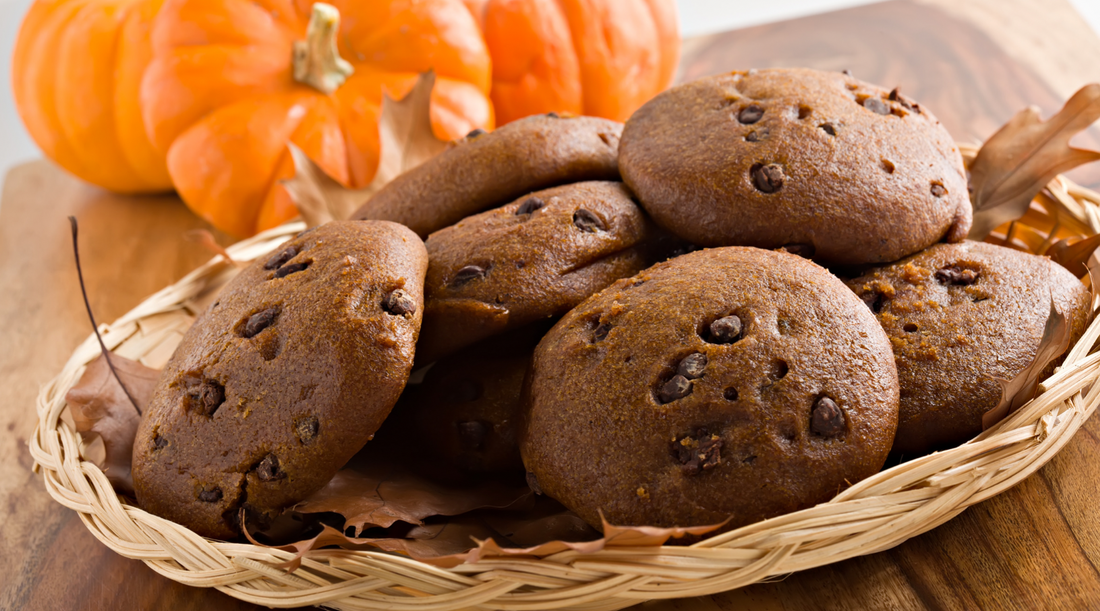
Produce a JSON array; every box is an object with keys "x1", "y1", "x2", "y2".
[{"x1": 2, "y1": 1, "x2": 1100, "y2": 609}]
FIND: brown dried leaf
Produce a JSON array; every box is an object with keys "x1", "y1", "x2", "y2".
[
  {"x1": 1047, "y1": 233, "x2": 1100, "y2": 277},
  {"x1": 291, "y1": 465, "x2": 532, "y2": 535},
  {"x1": 271, "y1": 506, "x2": 726, "y2": 570},
  {"x1": 183, "y1": 229, "x2": 243, "y2": 267},
  {"x1": 969, "y1": 84, "x2": 1100, "y2": 239},
  {"x1": 982, "y1": 297, "x2": 1072, "y2": 429},
  {"x1": 65, "y1": 354, "x2": 161, "y2": 494},
  {"x1": 283, "y1": 71, "x2": 449, "y2": 227}
]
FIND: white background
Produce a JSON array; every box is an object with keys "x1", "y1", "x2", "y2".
[{"x1": 1, "y1": 0, "x2": 1099, "y2": 189}]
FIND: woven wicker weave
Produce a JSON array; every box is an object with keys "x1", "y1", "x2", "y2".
[{"x1": 30, "y1": 147, "x2": 1100, "y2": 610}]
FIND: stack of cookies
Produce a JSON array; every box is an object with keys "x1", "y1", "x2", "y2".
[{"x1": 131, "y1": 68, "x2": 1092, "y2": 539}]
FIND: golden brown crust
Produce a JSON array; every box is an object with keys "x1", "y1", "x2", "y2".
[
  {"x1": 846, "y1": 241, "x2": 1092, "y2": 456},
  {"x1": 521, "y1": 247, "x2": 899, "y2": 530},
  {"x1": 351, "y1": 114, "x2": 623, "y2": 237},
  {"x1": 416, "y1": 181, "x2": 664, "y2": 364},
  {"x1": 618, "y1": 68, "x2": 971, "y2": 265},
  {"x1": 132, "y1": 221, "x2": 428, "y2": 539}
]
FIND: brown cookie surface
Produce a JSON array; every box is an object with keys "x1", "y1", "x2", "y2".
[
  {"x1": 846, "y1": 241, "x2": 1091, "y2": 456},
  {"x1": 379, "y1": 326, "x2": 548, "y2": 482},
  {"x1": 132, "y1": 221, "x2": 428, "y2": 539},
  {"x1": 618, "y1": 68, "x2": 971, "y2": 265},
  {"x1": 351, "y1": 114, "x2": 622, "y2": 237},
  {"x1": 522, "y1": 247, "x2": 899, "y2": 530},
  {"x1": 416, "y1": 181, "x2": 665, "y2": 364}
]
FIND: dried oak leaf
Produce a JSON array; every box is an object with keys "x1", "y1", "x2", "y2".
[
  {"x1": 1048, "y1": 233, "x2": 1100, "y2": 278},
  {"x1": 271, "y1": 506, "x2": 726, "y2": 571},
  {"x1": 282, "y1": 70, "x2": 449, "y2": 227},
  {"x1": 982, "y1": 297, "x2": 1072, "y2": 429},
  {"x1": 290, "y1": 465, "x2": 533, "y2": 535},
  {"x1": 183, "y1": 229, "x2": 243, "y2": 267},
  {"x1": 969, "y1": 83, "x2": 1100, "y2": 240},
  {"x1": 65, "y1": 354, "x2": 160, "y2": 494}
]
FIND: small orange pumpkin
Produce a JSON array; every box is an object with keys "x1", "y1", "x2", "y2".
[
  {"x1": 465, "y1": 0, "x2": 680, "y2": 125},
  {"x1": 142, "y1": 0, "x2": 494, "y2": 237},
  {"x1": 12, "y1": 0, "x2": 173, "y2": 193}
]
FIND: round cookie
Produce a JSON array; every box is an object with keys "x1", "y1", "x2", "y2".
[
  {"x1": 351, "y1": 114, "x2": 623, "y2": 238},
  {"x1": 521, "y1": 247, "x2": 899, "y2": 530},
  {"x1": 845, "y1": 241, "x2": 1091, "y2": 456},
  {"x1": 416, "y1": 181, "x2": 666, "y2": 364},
  {"x1": 132, "y1": 221, "x2": 428, "y2": 539},
  {"x1": 618, "y1": 68, "x2": 971, "y2": 265},
  {"x1": 380, "y1": 326, "x2": 548, "y2": 481}
]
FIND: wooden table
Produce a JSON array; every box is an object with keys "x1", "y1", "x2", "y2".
[{"x1": 3, "y1": 1, "x2": 1100, "y2": 609}]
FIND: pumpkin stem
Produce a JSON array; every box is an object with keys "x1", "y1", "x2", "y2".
[{"x1": 293, "y1": 3, "x2": 354, "y2": 95}]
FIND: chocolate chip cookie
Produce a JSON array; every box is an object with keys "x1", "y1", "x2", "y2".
[
  {"x1": 846, "y1": 241, "x2": 1091, "y2": 456},
  {"x1": 351, "y1": 114, "x2": 623, "y2": 237},
  {"x1": 380, "y1": 325, "x2": 549, "y2": 481},
  {"x1": 522, "y1": 247, "x2": 899, "y2": 530},
  {"x1": 416, "y1": 181, "x2": 666, "y2": 364},
  {"x1": 132, "y1": 221, "x2": 428, "y2": 539},
  {"x1": 618, "y1": 68, "x2": 971, "y2": 265}
]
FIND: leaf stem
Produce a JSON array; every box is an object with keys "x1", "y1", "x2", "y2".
[{"x1": 68, "y1": 217, "x2": 142, "y2": 416}]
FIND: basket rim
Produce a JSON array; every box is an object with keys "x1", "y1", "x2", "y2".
[{"x1": 29, "y1": 215, "x2": 1100, "y2": 609}]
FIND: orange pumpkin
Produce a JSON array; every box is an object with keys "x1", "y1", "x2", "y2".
[
  {"x1": 466, "y1": 0, "x2": 680, "y2": 125},
  {"x1": 142, "y1": 0, "x2": 494, "y2": 238},
  {"x1": 12, "y1": 0, "x2": 173, "y2": 193}
]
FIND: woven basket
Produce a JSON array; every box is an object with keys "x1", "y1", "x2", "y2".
[{"x1": 30, "y1": 146, "x2": 1100, "y2": 610}]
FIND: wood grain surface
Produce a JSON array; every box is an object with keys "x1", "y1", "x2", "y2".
[{"x1": 3, "y1": 1, "x2": 1100, "y2": 609}]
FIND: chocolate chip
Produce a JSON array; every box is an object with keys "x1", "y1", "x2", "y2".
[
  {"x1": 296, "y1": 415, "x2": 319, "y2": 443},
  {"x1": 545, "y1": 112, "x2": 560, "y2": 118},
  {"x1": 864, "y1": 291, "x2": 887, "y2": 313},
  {"x1": 273, "y1": 260, "x2": 310, "y2": 278},
  {"x1": 466, "y1": 128, "x2": 487, "y2": 138},
  {"x1": 264, "y1": 245, "x2": 299, "y2": 270},
  {"x1": 751, "y1": 163, "x2": 785, "y2": 193},
  {"x1": 778, "y1": 243, "x2": 815, "y2": 258},
  {"x1": 935, "y1": 265, "x2": 979, "y2": 286},
  {"x1": 818, "y1": 122, "x2": 837, "y2": 136},
  {"x1": 593, "y1": 322, "x2": 612, "y2": 343},
  {"x1": 187, "y1": 380, "x2": 224, "y2": 417},
  {"x1": 842, "y1": 69, "x2": 853, "y2": 76},
  {"x1": 382, "y1": 289, "x2": 416, "y2": 316},
  {"x1": 240, "y1": 307, "x2": 279, "y2": 338},
  {"x1": 457, "y1": 421, "x2": 487, "y2": 451},
  {"x1": 658, "y1": 375, "x2": 693, "y2": 403},
  {"x1": 451, "y1": 265, "x2": 487, "y2": 287},
  {"x1": 573, "y1": 209, "x2": 606, "y2": 232},
  {"x1": 153, "y1": 434, "x2": 168, "y2": 450},
  {"x1": 889, "y1": 87, "x2": 920, "y2": 112},
  {"x1": 672, "y1": 429, "x2": 723, "y2": 476},
  {"x1": 798, "y1": 105, "x2": 813, "y2": 120},
  {"x1": 810, "y1": 397, "x2": 846, "y2": 437},
  {"x1": 863, "y1": 97, "x2": 889, "y2": 115},
  {"x1": 256, "y1": 453, "x2": 284, "y2": 481},
  {"x1": 709, "y1": 316, "x2": 742, "y2": 344},
  {"x1": 738, "y1": 104, "x2": 764, "y2": 124},
  {"x1": 930, "y1": 182, "x2": 947, "y2": 197},
  {"x1": 904, "y1": 322, "x2": 918, "y2": 332},
  {"x1": 198, "y1": 487, "x2": 223, "y2": 503},
  {"x1": 724, "y1": 387, "x2": 739, "y2": 401},
  {"x1": 677, "y1": 353, "x2": 708, "y2": 379},
  {"x1": 526, "y1": 471, "x2": 543, "y2": 494},
  {"x1": 745, "y1": 128, "x2": 769, "y2": 142},
  {"x1": 516, "y1": 197, "x2": 545, "y2": 215}
]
